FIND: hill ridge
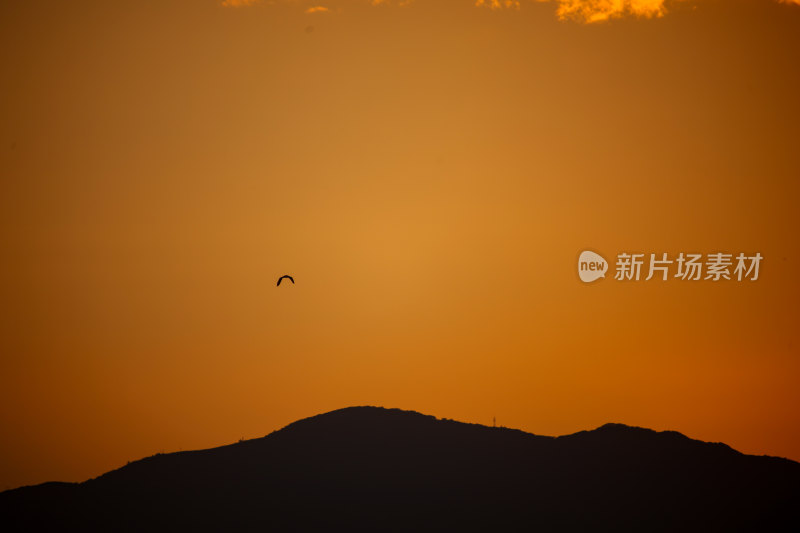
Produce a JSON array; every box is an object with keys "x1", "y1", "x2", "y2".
[{"x1": 2, "y1": 406, "x2": 798, "y2": 531}]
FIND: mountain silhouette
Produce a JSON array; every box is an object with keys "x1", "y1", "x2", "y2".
[{"x1": 1, "y1": 406, "x2": 798, "y2": 531}]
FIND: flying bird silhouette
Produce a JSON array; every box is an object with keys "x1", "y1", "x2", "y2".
[{"x1": 277, "y1": 275, "x2": 294, "y2": 287}]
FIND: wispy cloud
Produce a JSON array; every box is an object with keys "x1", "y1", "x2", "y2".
[
  {"x1": 219, "y1": 0, "x2": 800, "y2": 24},
  {"x1": 475, "y1": 0, "x2": 521, "y2": 9},
  {"x1": 220, "y1": 0, "x2": 260, "y2": 7},
  {"x1": 549, "y1": 0, "x2": 668, "y2": 23}
]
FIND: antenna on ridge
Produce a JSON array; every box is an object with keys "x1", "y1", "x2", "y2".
[{"x1": 493, "y1": 416, "x2": 496, "y2": 428}]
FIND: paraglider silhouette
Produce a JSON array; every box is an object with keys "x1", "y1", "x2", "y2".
[{"x1": 277, "y1": 275, "x2": 294, "y2": 287}]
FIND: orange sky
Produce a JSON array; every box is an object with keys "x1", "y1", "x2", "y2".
[{"x1": 1, "y1": 0, "x2": 799, "y2": 490}]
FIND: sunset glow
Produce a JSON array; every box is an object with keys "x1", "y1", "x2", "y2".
[{"x1": 1, "y1": 0, "x2": 799, "y2": 491}]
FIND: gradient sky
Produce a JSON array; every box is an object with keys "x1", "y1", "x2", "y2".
[{"x1": 1, "y1": 0, "x2": 799, "y2": 490}]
